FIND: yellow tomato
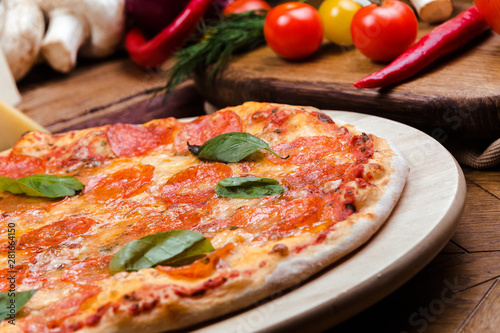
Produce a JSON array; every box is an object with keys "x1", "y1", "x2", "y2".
[{"x1": 319, "y1": 0, "x2": 361, "y2": 46}]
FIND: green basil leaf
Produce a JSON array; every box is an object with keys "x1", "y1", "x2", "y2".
[
  {"x1": 215, "y1": 177, "x2": 284, "y2": 198},
  {"x1": 0, "y1": 174, "x2": 84, "y2": 198},
  {"x1": 109, "y1": 230, "x2": 214, "y2": 275},
  {"x1": 188, "y1": 132, "x2": 287, "y2": 163},
  {"x1": 0, "y1": 290, "x2": 37, "y2": 320},
  {"x1": 0, "y1": 177, "x2": 44, "y2": 197}
]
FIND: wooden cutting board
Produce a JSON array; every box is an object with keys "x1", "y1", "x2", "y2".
[{"x1": 195, "y1": 0, "x2": 500, "y2": 141}]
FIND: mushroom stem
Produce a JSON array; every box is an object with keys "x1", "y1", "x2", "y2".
[
  {"x1": 41, "y1": 8, "x2": 89, "y2": 73},
  {"x1": 409, "y1": 0, "x2": 453, "y2": 23}
]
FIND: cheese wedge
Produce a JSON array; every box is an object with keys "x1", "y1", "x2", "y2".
[
  {"x1": 0, "y1": 98, "x2": 49, "y2": 151},
  {"x1": 0, "y1": 48, "x2": 21, "y2": 106}
]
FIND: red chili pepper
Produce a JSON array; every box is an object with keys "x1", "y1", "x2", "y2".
[
  {"x1": 125, "y1": 0, "x2": 214, "y2": 68},
  {"x1": 353, "y1": 6, "x2": 490, "y2": 89}
]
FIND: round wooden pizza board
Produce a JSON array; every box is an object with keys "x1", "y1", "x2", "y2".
[{"x1": 192, "y1": 110, "x2": 466, "y2": 332}]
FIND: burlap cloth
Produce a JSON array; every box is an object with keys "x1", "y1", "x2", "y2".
[{"x1": 448, "y1": 138, "x2": 500, "y2": 169}]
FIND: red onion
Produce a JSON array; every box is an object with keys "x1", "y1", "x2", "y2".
[
  {"x1": 126, "y1": 0, "x2": 236, "y2": 37},
  {"x1": 125, "y1": 0, "x2": 190, "y2": 37}
]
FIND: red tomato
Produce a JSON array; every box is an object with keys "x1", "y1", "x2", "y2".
[
  {"x1": 223, "y1": 0, "x2": 271, "y2": 15},
  {"x1": 475, "y1": 0, "x2": 500, "y2": 34},
  {"x1": 351, "y1": 0, "x2": 418, "y2": 62},
  {"x1": 264, "y1": 2, "x2": 324, "y2": 59}
]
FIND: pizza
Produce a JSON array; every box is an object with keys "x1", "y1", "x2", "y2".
[{"x1": 0, "y1": 102, "x2": 408, "y2": 332}]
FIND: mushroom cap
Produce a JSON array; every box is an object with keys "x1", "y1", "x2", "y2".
[{"x1": 0, "y1": 0, "x2": 45, "y2": 81}]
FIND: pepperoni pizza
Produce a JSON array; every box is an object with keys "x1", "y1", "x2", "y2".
[{"x1": 0, "y1": 102, "x2": 408, "y2": 332}]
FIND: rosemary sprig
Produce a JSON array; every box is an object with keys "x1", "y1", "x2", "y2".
[{"x1": 164, "y1": 11, "x2": 267, "y2": 94}]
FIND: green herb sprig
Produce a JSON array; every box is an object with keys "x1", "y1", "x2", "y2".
[{"x1": 165, "y1": 11, "x2": 267, "y2": 94}]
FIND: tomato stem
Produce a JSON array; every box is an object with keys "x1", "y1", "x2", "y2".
[{"x1": 373, "y1": 0, "x2": 384, "y2": 6}]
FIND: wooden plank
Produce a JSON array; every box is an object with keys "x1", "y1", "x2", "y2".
[
  {"x1": 195, "y1": 0, "x2": 500, "y2": 140},
  {"x1": 44, "y1": 80, "x2": 205, "y2": 133},
  {"x1": 441, "y1": 241, "x2": 467, "y2": 254},
  {"x1": 16, "y1": 58, "x2": 205, "y2": 133},
  {"x1": 331, "y1": 264, "x2": 493, "y2": 333},
  {"x1": 430, "y1": 253, "x2": 466, "y2": 266},
  {"x1": 417, "y1": 282, "x2": 493, "y2": 333},
  {"x1": 424, "y1": 252, "x2": 500, "y2": 291},
  {"x1": 331, "y1": 251, "x2": 500, "y2": 332},
  {"x1": 452, "y1": 179, "x2": 500, "y2": 252},
  {"x1": 464, "y1": 167, "x2": 500, "y2": 199},
  {"x1": 461, "y1": 279, "x2": 500, "y2": 332},
  {"x1": 18, "y1": 58, "x2": 161, "y2": 127}
]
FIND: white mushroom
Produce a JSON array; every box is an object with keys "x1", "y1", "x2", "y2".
[
  {"x1": 410, "y1": 0, "x2": 453, "y2": 23},
  {"x1": 0, "y1": 0, "x2": 45, "y2": 81},
  {"x1": 35, "y1": 0, "x2": 125, "y2": 73}
]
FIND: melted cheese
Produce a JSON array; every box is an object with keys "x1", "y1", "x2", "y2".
[{"x1": 0, "y1": 99, "x2": 48, "y2": 151}]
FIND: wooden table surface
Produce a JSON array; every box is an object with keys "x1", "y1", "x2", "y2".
[{"x1": 15, "y1": 53, "x2": 500, "y2": 332}]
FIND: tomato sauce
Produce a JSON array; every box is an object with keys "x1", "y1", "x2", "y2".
[{"x1": 230, "y1": 197, "x2": 324, "y2": 240}]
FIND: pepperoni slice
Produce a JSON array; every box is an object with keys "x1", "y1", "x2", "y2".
[
  {"x1": 269, "y1": 136, "x2": 349, "y2": 164},
  {"x1": 0, "y1": 154, "x2": 46, "y2": 178},
  {"x1": 173, "y1": 111, "x2": 242, "y2": 154},
  {"x1": 107, "y1": 118, "x2": 179, "y2": 157},
  {"x1": 124, "y1": 207, "x2": 204, "y2": 241},
  {"x1": 84, "y1": 164, "x2": 155, "y2": 200},
  {"x1": 161, "y1": 163, "x2": 232, "y2": 205},
  {"x1": 283, "y1": 159, "x2": 350, "y2": 189},
  {"x1": 0, "y1": 265, "x2": 29, "y2": 292},
  {"x1": 122, "y1": 212, "x2": 168, "y2": 241},
  {"x1": 61, "y1": 255, "x2": 112, "y2": 285},
  {"x1": 230, "y1": 197, "x2": 323, "y2": 239},
  {"x1": 17, "y1": 216, "x2": 96, "y2": 251}
]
